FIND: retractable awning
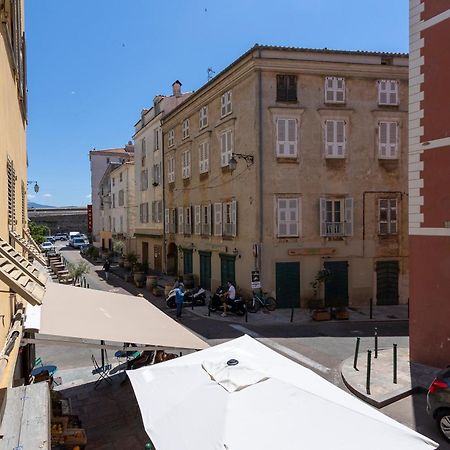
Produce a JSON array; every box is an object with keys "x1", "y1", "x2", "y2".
[
  {"x1": 9, "y1": 230, "x2": 47, "y2": 266},
  {"x1": 25, "y1": 283, "x2": 208, "y2": 351},
  {"x1": 0, "y1": 236, "x2": 47, "y2": 306}
]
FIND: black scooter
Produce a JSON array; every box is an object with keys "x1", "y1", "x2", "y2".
[
  {"x1": 166, "y1": 286, "x2": 207, "y2": 308},
  {"x1": 208, "y1": 286, "x2": 246, "y2": 316}
]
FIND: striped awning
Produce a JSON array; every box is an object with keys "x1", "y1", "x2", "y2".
[
  {"x1": 9, "y1": 230, "x2": 47, "y2": 267},
  {"x1": 0, "y1": 237, "x2": 47, "y2": 306}
]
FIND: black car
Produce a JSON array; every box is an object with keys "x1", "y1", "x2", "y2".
[{"x1": 427, "y1": 366, "x2": 450, "y2": 441}]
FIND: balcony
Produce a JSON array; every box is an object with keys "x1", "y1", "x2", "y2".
[{"x1": 324, "y1": 222, "x2": 344, "y2": 236}]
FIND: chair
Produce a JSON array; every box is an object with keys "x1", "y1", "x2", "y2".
[{"x1": 91, "y1": 354, "x2": 112, "y2": 389}]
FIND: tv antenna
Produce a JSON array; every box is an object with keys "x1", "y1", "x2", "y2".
[{"x1": 207, "y1": 67, "x2": 215, "y2": 81}]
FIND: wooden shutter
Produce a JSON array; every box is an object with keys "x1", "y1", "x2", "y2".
[
  {"x1": 178, "y1": 207, "x2": 184, "y2": 234},
  {"x1": 336, "y1": 121, "x2": 345, "y2": 156},
  {"x1": 186, "y1": 151, "x2": 191, "y2": 177},
  {"x1": 325, "y1": 121, "x2": 335, "y2": 156},
  {"x1": 206, "y1": 203, "x2": 211, "y2": 235},
  {"x1": 320, "y1": 198, "x2": 327, "y2": 237},
  {"x1": 287, "y1": 199, "x2": 298, "y2": 236},
  {"x1": 379, "y1": 122, "x2": 388, "y2": 157},
  {"x1": 231, "y1": 200, "x2": 237, "y2": 237},
  {"x1": 220, "y1": 132, "x2": 228, "y2": 167},
  {"x1": 277, "y1": 119, "x2": 286, "y2": 156},
  {"x1": 194, "y1": 205, "x2": 201, "y2": 235},
  {"x1": 287, "y1": 76, "x2": 297, "y2": 101},
  {"x1": 277, "y1": 199, "x2": 287, "y2": 236},
  {"x1": 344, "y1": 198, "x2": 353, "y2": 236},
  {"x1": 287, "y1": 119, "x2": 297, "y2": 155},
  {"x1": 389, "y1": 199, "x2": 398, "y2": 234},
  {"x1": 214, "y1": 203, "x2": 222, "y2": 236},
  {"x1": 388, "y1": 122, "x2": 398, "y2": 158},
  {"x1": 221, "y1": 93, "x2": 226, "y2": 116},
  {"x1": 325, "y1": 77, "x2": 334, "y2": 102},
  {"x1": 226, "y1": 91, "x2": 232, "y2": 114},
  {"x1": 277, "y1": 75, "x2": 286, "y2": 101},
  {"x1": 185, "y1": 207, "x2": 191, "y2": 234},
  {"x1": 379, "y1": 122, "x2": 398, "y2": 158},
  {"x1": 204, "y1": 142, "x2": 209, "y2": 172},
  {"x1": 389, "y1": 81, "x2": 398, "y2": 105}
]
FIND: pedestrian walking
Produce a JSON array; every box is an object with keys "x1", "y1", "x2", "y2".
[
  {"x1": 175, "y1": 285, "x2": 185, "y2": 320},
  {"x1": 103, "y1": 258, "x2": 111, "y2": 281}
]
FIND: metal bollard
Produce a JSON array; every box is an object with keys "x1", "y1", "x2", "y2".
[
  {"x1": 374, "y1": 327, "x2": 378, "y2": 359},
  {"x1": 191, "y1": 298, "x2": 194, "y2": 310},
  {"x1": 245, "y1": 305, "x2": 248, "y2": 323},
  {"x1": 369, "y1": 297, "x2": 373, "y2": 320},
  {"x1": 393, "y1": 344, "x2": 398, "y2": 384},
  {"x1": 353, "y1": 337, "x2": 360, "y2": 370},
  {"x1": 87, "y1": 283, "x2": 90, "y2": 289},
  {"x1": 366, "y1": 350, "x2": 372, "y2": 395},
  {"x1": 290, "y1": 306, "x2": 294, "y2": 323}
]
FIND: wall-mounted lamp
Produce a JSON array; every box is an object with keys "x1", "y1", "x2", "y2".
[
  {"x1": 229, "y1": 153, "x2": 254, "y2": 172},
  {"x1": 27, "y1": 181, "x2": 40, "y2": 193}
]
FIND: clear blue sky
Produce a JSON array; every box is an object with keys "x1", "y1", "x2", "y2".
[{"x1": 26, "y1": 0, "x2": 408, "y2": 206}]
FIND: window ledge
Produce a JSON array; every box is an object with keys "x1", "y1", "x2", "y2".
[
  {"x1": 317, "y1": 107, "x2": 354, "y2": 115},
  {"x1": 276, "y1": 157, "x2": 299, "y2": 163},
  {"x1": 195, "y1": 128, "x2": 212, "y2": 139},
  {"x1": 215, "y1": 116, "x2": 236, "y2": 129},
  {"x1": 323, "y1": 101, "x2": 347, "y2": 106}
]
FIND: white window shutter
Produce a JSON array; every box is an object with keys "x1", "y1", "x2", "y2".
[
  {"x1": 287, "y1": 119, "x2": 297, "y2": 156},
  {"x1": 186, "y1": 151, "x2": 191, "y2": 178},
  {"x1": 231, "y1": 200, "x2": 237, "y2": 236},
  {"x1": 277, "y1": 199, "x2": 287, "y2": 236},
  {"x1": 320, "y1": 198, "x2": 327, "y2": 236},
  {"x1": 221, "y1": 133, "x2": 227, "y2": 167},
  {"x1": 389, "y1": 122, "x2": 398, "y2": 158},
  {"x1": 178, "y1": 207, "x2": 184, "y2": 234},
  {"x1": 206, "y1": 203, "x2": 211, "y2": 235},
  {"x1": 379, "y1": 80, "x2": 387, "y2": 104},
  {"x1": 389, "y1": 81, "x2": 398, "y2": 105},
  {"x1": 390, "y1": 199, "x2": 398, "y2": 234},
  {"x1": 214, "y1": 202, "x2": 222, "y2": 236},
  {"x1": 325, "y1": 121, "x2": 334, "y2": 156},
  {"x1": 205, "y1": 142, "x2": 209, "y2": 172},
  {"x1": 277, "y1": 119, "x2": 286, "y2": 156},
  {"x1": 194, "y1": 205, "x2": 201, "y2": 235},
  {"x1": 288, "y1": 198, "x2": 298, "y2": 236},
  {"x1": 344, "y1": 198, "x2": 353, "y2": 236},
  {"x1": 336, "y1": 78, "x2": 345, "y2": 102},
  {"x1": 325, "y1": 78, "x2": 334, "y2": 102},
  {"x1": 336, "y1": 121, "x2": 345, "y2": 156},
  {"x1": 221, "y1": 94, "x2": 226, "y2": 116},
  {"x1": 379, "y1": 122, "x2": 388, "y2": 157}
]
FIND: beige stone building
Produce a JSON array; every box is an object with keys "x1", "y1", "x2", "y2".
[
  {"x1": 133, "y1": 81, "x2": 191, "y2": 271},
  {"x1": 162, "y1": 45, "x2": 409, "y2": 308}
]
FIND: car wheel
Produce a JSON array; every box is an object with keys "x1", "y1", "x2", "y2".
[{"x1": 436, "y1": 408, "x2": 450, "y2": 441}]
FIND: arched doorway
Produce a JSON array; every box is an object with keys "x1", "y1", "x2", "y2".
[{"x1": 167, "y1": 242, "x2": 178, "y2": 275}]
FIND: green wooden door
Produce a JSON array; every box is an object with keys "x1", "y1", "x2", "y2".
[
  {"x1": 199, "y1": 251, "x2": 211, "y2": 290},
  {"x1": 220, "y1": 254, "x2": 236, "y2": 286},
  {"x1": 376, "y1": 261, "x2": 399, "y2": 305},
  {"x1": 275, "y1": 262, "x2": 300, "y2": 308},
  {"x1": 183, "y1": 249, "x2": 193, "y2": 274},
  {"x1": 324, "y1": 261, "x2": 349, "y2": 307}
]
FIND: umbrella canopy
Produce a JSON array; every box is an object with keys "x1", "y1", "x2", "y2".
[{"x1": 128, "y1": 335, "x2": 438, "y2": 450}]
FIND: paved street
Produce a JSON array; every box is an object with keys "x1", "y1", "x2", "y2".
[{"x1": 46, "y1": 242, "x2": 448, "y2": 448}]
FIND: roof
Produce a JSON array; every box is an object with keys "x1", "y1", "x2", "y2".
[
  {"x1": 89, "y1": 147, "x2": 134, "y2": 158},
  {"x1": 162, "y1": 44, "x2": 408, "y2": 122}
]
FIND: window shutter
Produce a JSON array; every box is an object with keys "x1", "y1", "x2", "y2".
[
  {"x1": 231, "y1": 200, "x2": 237, "y2": 236},
  {"x1": 379, "y1": 80, "x2": 387, "y2": 104},
  {"x1": 221, "y1": 133, "x2": 227, "y2": 167},
  {"x1": 320, "y1": 198, "x2": 327, "y2": 237},
  {"x1": 194, "y1": 205, "x2": 201, "y2": 235},
  {"x1": 221, "y1": 94, "x2": 226, "y2": 116},
  {"x1": 336, "y1": 78, "x2": 345, "y2": 102},
  {"x1": 389, "y1": 81, "x2": 397, "y2": 105},
  {"x1": 205, "y1": 142, "x2": 209, "y2": 172},
  {"x1": 390, "y1": 199, "x2": 398, "y2": 234},
  {"x1": 344, "y1": 198, "x2": 353, "y2": 236},
  {"x1": 214, "y1": 203, "x2": 222, "y2": 236},
  {"x1": 325, "y1": 121, "x2": 334, "y2": 156},
  {"x1": 287, "y1": 119, "x2": 297, "y2": 156},
  {"x1": 226, "y1": 91, "x2": 232, "y2": 114},
  {"x1": 325, "y1": 77, "x2": 334, "y2": 102},
  {"x1": 287, "y1": 76, "x2": 297, "y2": 101},
  {"x1": 277, "y1": 119, "x2": 286, "y2": 155},
  {"x1": 277, "y1": 199, "x2": 286, "y2": 236},
  {"x1": 336, "y1": 121, "x2": 345, "y2": 156},
  {"x1": 379, "y1": 122, "x2": 388, "y2": 157},
  {"x1": 178, "y1": 207, "x2": 184, "y2": 234},
  {"x1": 388, "y1": 122, "x2": 398, "y2": 158},
  {"x1": 288, "y1": 198, "x2": 298, "y2": 236},
  {"x1": 206, "y1": 203, "x2": 211, "y2": 235}
]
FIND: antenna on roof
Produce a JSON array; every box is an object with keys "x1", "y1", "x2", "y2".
[{"x1": 207, "y1": 68, "x2": 215, "y2": 81}]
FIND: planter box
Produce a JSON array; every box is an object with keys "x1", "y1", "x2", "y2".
[
  {"x1": 336, "y1": 310, "x2": 349, "y2": 320},
  {"x1": 312, "y1": 309, "x2": 331, "y2": 321}
]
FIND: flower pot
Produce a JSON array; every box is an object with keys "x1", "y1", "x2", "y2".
[
  {"x1": 146, "y1": 275, "x2": 158, "y2": 290},
  {"x1": 134, "y1": 272, "x2": 146, "y2": 288},
  {"x1": 312, "y1": 309, "x2": 331, "y2": 321}
]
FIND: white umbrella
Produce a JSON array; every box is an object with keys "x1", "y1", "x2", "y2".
[{"x1": 128, "y1": 335, "x2": 438, "y2": 450}]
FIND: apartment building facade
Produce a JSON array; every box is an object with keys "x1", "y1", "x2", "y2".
[
  {"x1": 409, "y1": 0, "x2": 450, "y2": 367},
  {"x1": 162, "y1": 45, "x2": 409, "y2": 307},
  {"x1": 133, "y1": 81, "x2": 191, "y2": 271}
]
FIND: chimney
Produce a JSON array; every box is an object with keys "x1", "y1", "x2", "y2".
[
  {"x1": 125, "y1": 141, "x2": 134, "y2": 153},
  {"x1": 172, "y1": 80, "x2": 182, "y2": 97}
]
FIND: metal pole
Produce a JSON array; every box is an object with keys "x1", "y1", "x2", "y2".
[
  {"x1": 87, "y1": 283, "x2": 90, "y2": 289},
  {"x1": 369, "y1": 297, "x2": 373, "y2": 320},
  {"x1": 101, "y1": 339, "x2": 105, "y2": 367},
  {"x1": 374, "y1": 327, "x2": 378, "y2": 359},
  {"x1": 353, "y1": 337, "x2": 360, "y2": 370},
  {"x1": 393, "y1": 344, "x2": 398, "y2": 384},
  {"x1": 366, "y1": 350, "x2": 372, "y2": 395},
  {"x1": 245, "y1": 304, "x2": 248, "y2": 323},
  {"x1": 290, "y1": 305, "x2": 294, "y2": 323}
]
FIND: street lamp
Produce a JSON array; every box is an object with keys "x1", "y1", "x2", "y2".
[
  {"x1": 27, "y1": 181, "x2": 40, "y2": 193},
  {"x1": 229, "y1": 153, "x2": 254, "y2": 173}
]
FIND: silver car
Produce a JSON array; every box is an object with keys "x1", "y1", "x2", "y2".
[
  {"x1": 41, "y1": 241, "x2": 55, "y2": 253},
  {"x1": 427, "y1": 366, "x2": 450, "y2": 441}
]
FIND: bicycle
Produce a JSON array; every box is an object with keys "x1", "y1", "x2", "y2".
[{"x1": 247, "y1": 291, "x2": 277, "y2": 313}]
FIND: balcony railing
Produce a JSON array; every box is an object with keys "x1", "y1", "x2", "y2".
[{"x1": 324, "y1": 222, "x2": 344, "y2": 236}]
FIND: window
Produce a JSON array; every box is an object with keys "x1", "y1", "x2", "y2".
[
  {"x1": 194, "y1": 205, "x2": 201, "y2": 235},
  {"x1": 140, "y1": 169, "x2": 148, "y2": 190},
  {"x1": 7, "y1": 158, "x2": 16, "y2": 230},
  {"x1": 221, "y1": 91, "x2": 232, "y2": 117},
  {"x1": 277, "y1": 198, "x2": 299, "y2": 237},
  {"x1": 139, "y1": 202, "x2": 149, "y2": 223},
  {"x1": 379, "y1": 199, "x2": 397, "y2": 235},
  {"x1": 112, "y1": 193, "x2": 116, "y2": 208},
  {"x1": 276, "y1": 118, "x2": 297, "y2": 157},
  {"x1": 164, "y1": 208, "x2": 169, "y2": 233},
  {"x1": 325, "y1": 77, "x2": 345, "y2": 103},
  {"x1": 199, "y1": 106, "x2": 208, "y2": 129},
  {"x1": 112, "y1": 177, "x2": 115, "y2": 187},
  {"x1": 167, "y1": 157, "x2": 175, "y2": 183},
  {"x1": 220, "y1": 129, "x2": 233, "y2": 167},
  {"x1": 223, "y1": 200, "x2": 237, "y2": 237},
  {"x1": 378, "y1": 121, "x2": 399, "y2": 159},
  {"x1": 325, "y1": 120, "x2": 346, "y2": 158},
  {"x1": 178, "y1": 207, "x2": 184, "y2": 235},
  {"x1": 142, "y1": 138, "x2": 147, "y2": 160},
  {"x1": 320, "y1": 198, "x2": 353, "y2": 237},
  {"x1": 112, "y1": 217, "x2": 116, "y2": 232},
  {"x1": 213, "y1": 203, "x2": 222, "y2": 236},
  {"x1": 199, "y1": 141, "x2": 209, "y2": 174},
  {"x1": 276, "y1": 75, "x2": 297, "y2": 102},
  {"x1": 153, "y1": 163, "x2": 161, "y2": 185},
  {"x1": 168, "y1": 209, "x2": 176, "y2": 233},
  {"x1": 201, "y1": 204, "x2": 211, "y2": 235},
  {"x1": 182, "y1": 119, "x2": 190, "y2": 139},
  {"x1": 119, "y1": 216, "x2": 123, "y2": 233},
  {"x1": 184, "y1": 207, "x2": 192, "y2": 234},
  {"x1": 182, "y1": 150, "x2": 191, "y2": 179},
  {"x1": 168, "y1": 129, "x2": 175, "y2": 147},
  {"x1": 118, "y1": 190, "x2": 124, "y2": 206},
  {"x1": 152, "y1": 200, "x2": 163, "y2": 223},
  {"x1": 378, "y1": 80, "x2": 399, "y2": 105},
  {"x1": 154, "y1": 128, "x2": 161, "y2": 150}
]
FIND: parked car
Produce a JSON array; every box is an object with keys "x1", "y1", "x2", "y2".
[
  {"x1": 427, "y1": 366, "x2": 450, "y2": 441},
  {"x1": 44, "y1": 236, "x2": 55, "y2": 243},
  {"x1": 54, "y1": 233, "x2": 67, "y2": 241},
  {"x1": 72, "y1": 237, "x2": 88, "y2": 249},
  {"x1": 41, "y1": 241, "x2": 55, "y2": 253}
]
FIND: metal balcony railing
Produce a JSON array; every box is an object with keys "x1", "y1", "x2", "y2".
[{"x1": 324, "y1": 222, "x2": 344, "y2": 236}]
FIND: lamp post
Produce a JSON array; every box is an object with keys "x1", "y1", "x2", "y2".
[
  {"x1": 27, "y1": 181, "x2": 40, "y2": 193},
  {"x1": 228, "y1": 153, "x2": 254, "y2": 172}
]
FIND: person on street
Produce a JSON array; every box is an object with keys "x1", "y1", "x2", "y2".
[
  {"x1": 175, "y1": 285, "x2": 185, "y2": 320},
  {"x1": 174, "y1": 277, "x2": 185, "y2": 292},
  {"x1": 103, "y1": 258, "x2": 111, "y2": 281},
  {"x1": 221, "y1": 280, "x2": 236, "y2": 317}
]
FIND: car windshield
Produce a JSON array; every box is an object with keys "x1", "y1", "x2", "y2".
[{"x1": 73, "y1": 238, "x2": 84, "y2": 243}]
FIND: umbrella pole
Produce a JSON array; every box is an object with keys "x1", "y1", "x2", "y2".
[{"x1": 101, "y1": 339, "x2": 105, "y2": 367}]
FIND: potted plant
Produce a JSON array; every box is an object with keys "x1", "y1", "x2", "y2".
[
  {"x1": 310, "y1": 268, "x2": 331, "y2": 321},
  {"x1": 133, "y1": 263, "x2": 146, "y2": 287},
  {"x1": 113, "y1": 240, "x2": 125, "y2": 266},
  {"x1": 124, "y1": 252, "x2": 138, "y2": 271},
  {"x1": 67, "y1": 261, "x2": 90, "y2": 286}
]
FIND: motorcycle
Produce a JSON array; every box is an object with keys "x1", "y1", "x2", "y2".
[
  {"x1": 208, "y1": 286, "x2": 246, "y2": 316},
  {"x1": 166, "y1": 286, "x2": 207, "y2": 308}
]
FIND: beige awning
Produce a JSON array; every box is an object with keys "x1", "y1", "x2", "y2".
[
  {"x1": 0, "y1": 237, "x2": 46, "y2": 306},
  {"x1": 9, "y1": 230, "x2": 47, "y2": 267},
  {"x1": 31, "y1": 283, "x2": 208, "y2": 351}
]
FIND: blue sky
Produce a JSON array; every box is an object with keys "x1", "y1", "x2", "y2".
[{"x1": 26, "y1": 0, "x2": 408, "y2": 206}]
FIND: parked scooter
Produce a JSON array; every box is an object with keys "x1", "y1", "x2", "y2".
[
  {"x1": 166, "y1": 286, "x2": 207, "y2": 308},
  {"x1": 208, "y1": 286, "x2": 246, "y2": 316}
]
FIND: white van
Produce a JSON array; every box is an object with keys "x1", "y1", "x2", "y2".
[{"x1": 69, "y1": 232, "x2": 81, "y2": 247}]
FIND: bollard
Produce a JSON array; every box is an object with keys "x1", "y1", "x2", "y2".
[
  {"x1": 369, "y1": 297, "x2": 373, "y2": 320},
  {"x1": 208, "y1": 303, "x2": 211, "y2": 317},
  {"x1": 366, "y1": 350, "x2": 372, "y2": 395},
  {"x1": 374, "y1": 327, "x2": 378, "y2": 359},
  {"x1": 290, "y1": 306, "x2": 294, "y2": 323},
  {"x1": 87, "y1": 283, "x2": 90, "y2": 289},
  {"x1": 245, "y1": 305, "x2": 248, "y2": 323},
  {"x1": 353, "y1": 337, "x2": 361, "y2": 370},
  {"x1": 191, "y1": 298, "x2": 194, "y2": 310},
  {"x1": 393, "y1": 344, "x2": 398, "y2": 384}
]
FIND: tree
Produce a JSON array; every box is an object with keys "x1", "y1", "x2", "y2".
[{"x1": 28, "y1": 221, "x2": 50, "y2": 245}]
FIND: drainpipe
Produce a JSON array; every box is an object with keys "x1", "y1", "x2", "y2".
[
  {"x1": 161, "y1": 124, "x2": 167, "y2": 274},
  {"x1": 257, "y1": 49, "x2": 263, "y2": 272}
]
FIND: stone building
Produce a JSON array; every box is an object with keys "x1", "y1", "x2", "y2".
[
  {"x1": 133, "y1": 81, "x2": 191, "y2": 271},
  {"x1": 162, "y1": 45, "x2": 409, "y2": 307},
  {"x1": 409, "y1": 0, "x2": 450, "y2": 367},
  {"x1": 28, "y1": 207, "x2": 88, "y2": 235}
]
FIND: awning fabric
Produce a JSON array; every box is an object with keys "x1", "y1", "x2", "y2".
[
  {"x1": 0, "y1": 237, "x2": 46, "y2": 306},
  {"x1": 9, "y1": 230, "x2": 47, "y2": 266},
  {"x1": 30, "y1": 283, "x2": 208, "y2": 351}
]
